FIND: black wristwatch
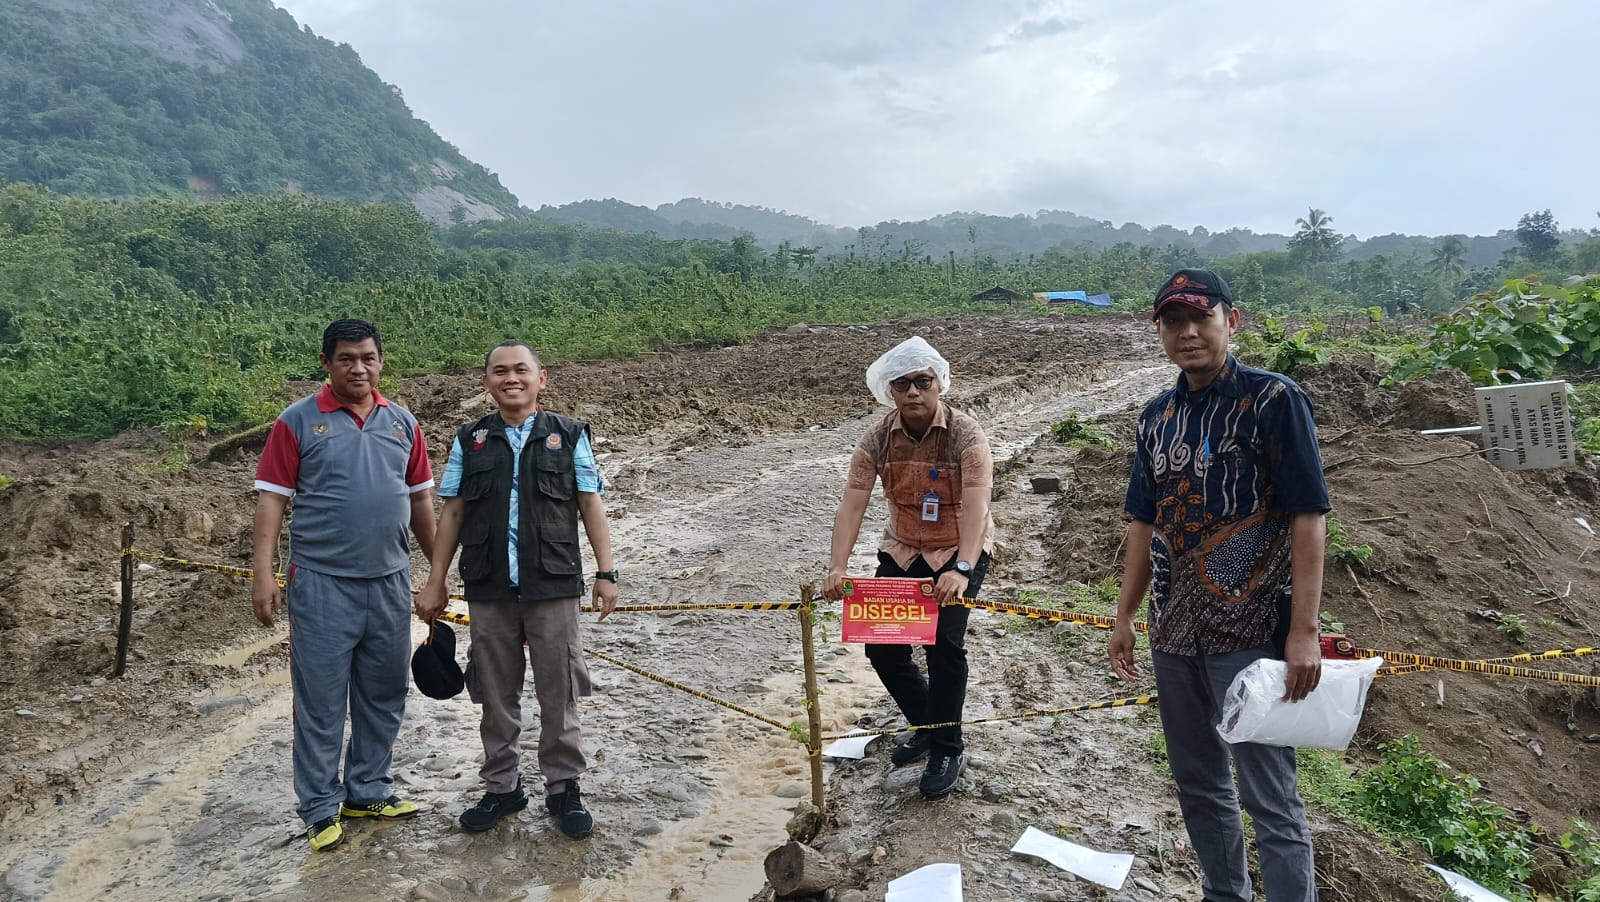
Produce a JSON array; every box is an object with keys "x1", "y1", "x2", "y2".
[
  {"x1": 594, "y1": 570, "x2": 619, "y2": 583},
  {"x1": 953, "y1": 560, "x2": 974, "y2": 576}
]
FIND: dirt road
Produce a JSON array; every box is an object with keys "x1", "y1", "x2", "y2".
[
  {"x1": 6, "y1": 313, "x2": 1595, "y2": 902},
  {"x1": 0, "y1": 317, "x2": 1176, "y2": 901}
]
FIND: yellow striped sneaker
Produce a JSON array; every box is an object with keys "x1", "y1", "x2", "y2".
[
  {"x1": 306, "y1": 815, "x2": 344, "y2": 852},
  {"x1": 340, "y1": 795, "x2": 419, "y2": 819}
]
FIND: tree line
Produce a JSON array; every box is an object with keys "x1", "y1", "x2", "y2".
[{"x1": 2, "y1": 183, "x2": 1595, "y2": 439}]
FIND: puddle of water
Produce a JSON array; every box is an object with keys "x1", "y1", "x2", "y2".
[{"x1": 205, "y1": 632, "x2": 287, "y2": 667}]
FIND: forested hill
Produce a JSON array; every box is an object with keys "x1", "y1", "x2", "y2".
[
  {"x1": 534, "y1": 197, "x2": 1526, "y2": 267},
  {"x1": 0, "y1": 0, "x2": 521, "y2": 224}
]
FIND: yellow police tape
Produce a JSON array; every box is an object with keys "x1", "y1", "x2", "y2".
[
  {"x1": 437, "y1": 610, "x2": 795, "y2": 733},
  {"x1": 127, "y1": 550, "x2": 1597, "y2": 689},
  {"x1": 820, "y1": 695, "x2": 1158, "y2": 742},
  {"x1": 1357, "y1": 647, "x2": 1600, "y2": 687},
  {"x1": 1379, "y1": 646, "x2": 1596, "y2": 676},
  {"x1": 580, "y1": 601, "x2": 806, "y2": 614},
  {"x1": 944, "y1": 596, "x2": 1150, "y2": 632}
]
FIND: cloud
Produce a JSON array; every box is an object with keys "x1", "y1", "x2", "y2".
[
  {"x1": 275, "y1": 0, "x2": 1600, "y2": 237},
  {"x1": 985, "y1": 13, "x2": 1087, "y2": 52}
]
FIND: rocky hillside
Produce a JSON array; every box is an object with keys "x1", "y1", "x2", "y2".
[{"x1": 0, "y1": 0, "x2": 520, "y2": 223}]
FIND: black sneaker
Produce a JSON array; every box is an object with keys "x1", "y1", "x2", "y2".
[
  {"x1": 460, "y1": 782, "x2": 528, "y2": 832},
  {"x1": 545, "y1": 780, "x2": 594, "y2": 839},
  {"x1": 889, "y1": 730, "x2": 932, "y2": 767},
  {"x1": 919, "y1": 752, "x2": 965, "y2": 800}
]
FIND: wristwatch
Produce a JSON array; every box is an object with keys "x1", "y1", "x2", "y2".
[
  {"x1": 594, "y1": 570, "x2": 619, "y2": 583},
  {"x1": 953, "y1": 560, "x2": 974, "y2": 576}
]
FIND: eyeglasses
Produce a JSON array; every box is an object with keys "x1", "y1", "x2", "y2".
[{"x1": 889, "y1": 375, "x2": 937, "y2": 393}]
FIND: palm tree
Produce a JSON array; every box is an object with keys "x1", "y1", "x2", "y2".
[
  {"x1": 1291, "y1": 208, "x2": 1341, "y2": 280},
  {"x1": 1428, "y1": 236, "x2": 1469, "y2": 289},
  {"x1": 1294, "y1": 208, "x2": 1337, "y2": 246}
]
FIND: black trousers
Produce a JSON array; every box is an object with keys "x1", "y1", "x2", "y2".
[{"x1": 864, "y1": 551, "x2": 990, "y2": 756}]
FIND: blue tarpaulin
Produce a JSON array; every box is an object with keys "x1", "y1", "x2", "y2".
[{"x1": 1036, "y1": 290, "x2": 1113, "y2": 307}]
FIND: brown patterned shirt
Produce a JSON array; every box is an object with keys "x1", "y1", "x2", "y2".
[{"x1": 848, "y1": 403, "x2": 996, "y2": 570}]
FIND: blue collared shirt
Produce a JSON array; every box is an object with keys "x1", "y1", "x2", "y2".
[
  {"x1": 1124, "y1": 357, "x2": 1330, "y2": 655},
  {"x1": 439, "y1": 419, "x2": 602, "y2": 587}
]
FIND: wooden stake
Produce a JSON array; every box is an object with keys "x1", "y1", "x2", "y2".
[
  {"x1": 798, "y1": 583, "x2": 826, "y2": 814},
  {"x1": 115, "y1": 522, "x2": 134, "y2": 677}
]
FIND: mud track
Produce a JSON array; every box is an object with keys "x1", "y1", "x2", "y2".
[
  {"x1": 0, "y1": 316, "x2": 1165, "y2": 901},
  {"x1": 3, "y1": 313, "x2": 1595, "y2": 901}
]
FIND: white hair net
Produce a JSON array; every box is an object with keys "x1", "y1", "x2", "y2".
[{"x1": 865, "y1": 336, "x2": 951, "y2": 407}]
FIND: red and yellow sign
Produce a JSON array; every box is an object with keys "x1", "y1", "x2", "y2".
[{"x1": 841, "y1": 577, "x2": 939, "y2": 645}]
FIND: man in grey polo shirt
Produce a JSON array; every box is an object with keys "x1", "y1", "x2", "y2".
[{"x1": 253, "y1": 318, "x2": 437, "y2": 853}]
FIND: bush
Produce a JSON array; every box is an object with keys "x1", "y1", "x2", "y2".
[{"x1": 1355, "y1": 735, "x2": 1533, "y2": 896}]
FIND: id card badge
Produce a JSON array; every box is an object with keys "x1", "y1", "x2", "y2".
[{"x1": 920, "y1": 493, "x2": 941, "y2": 522}]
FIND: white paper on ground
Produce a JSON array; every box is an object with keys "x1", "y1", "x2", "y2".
[
  {"x1": 885, "y1": 862, "x2": 962, "y2": 902},
  {"x1": 821, "y1": 731, "x2": 877, "y2": 759},
  {"x1": 1425, "y1": 865, "x2": 1511, "y2": 902},
  {"x1": 1010, "y1": 826, "x2": 1134, "y2": 890}
]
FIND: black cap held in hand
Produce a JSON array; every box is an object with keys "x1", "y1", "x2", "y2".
[
  {"x1": 1153, "y1": 269, "x2": 1236, "y2": 320},
  {"x1": 411, "y1": 620, "x2": 465, "y2": 700}
]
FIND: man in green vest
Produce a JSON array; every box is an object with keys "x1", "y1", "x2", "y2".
[{"x1": 416, "y1": 340, "x2": 619, "y2": 839}]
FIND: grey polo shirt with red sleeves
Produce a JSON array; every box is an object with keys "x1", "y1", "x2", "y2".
[{"x1": 255, "y1": 385, "x2": 434, "y2": 578}]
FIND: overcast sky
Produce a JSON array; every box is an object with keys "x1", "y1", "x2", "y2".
[{"x1": 275, "y1": 0, "x2": 1598, "y2": 238}]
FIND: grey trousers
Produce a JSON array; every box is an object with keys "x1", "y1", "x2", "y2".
[
  {"x1": 466, "y1": 596, "x2": 592, "y2": 795},
  {"x1": 286, "y1": 565, "x2": 412, "y2": 825},
  {"x1": 1154, "y1": 646, "x2": 1318, "y2": 902}
]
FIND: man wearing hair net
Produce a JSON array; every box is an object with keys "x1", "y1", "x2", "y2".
[{"x1": 824, "y1": 336, "x2": 996, "y2": 800}]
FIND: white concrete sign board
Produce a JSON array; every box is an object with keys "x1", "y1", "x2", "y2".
[{"x1": 1474, "y1": 380, "x2": 1574, "y2": 471}]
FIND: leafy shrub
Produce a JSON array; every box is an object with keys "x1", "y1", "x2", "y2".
[
  {"x1": 1559, "y1": 821, "x2": 1600, "y2": 902},
  {"x1": 1355, "y1": 736, "x2": 1533, "y2": 896},
  {"x1": 1326, "y1": 518, "x2": 1373, "y2": 571},
  {"x1": 1392, "y1": 276, "x2": 1600, "y2": 385},
  {"x1": 1497, "y1": 613, "x2": 1529, "y2": 644},
  {"x1": 1235, "y1": 315, "x2": 1328, "y2": 375},
  {"x1": 1049, "y1": 413, "x2": 1112, "y2": 448}
]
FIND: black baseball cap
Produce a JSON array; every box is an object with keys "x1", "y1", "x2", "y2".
[
  {"x1": 1153, "y1": 269, "x2": 1235, "y2": 320},
  {"x1": 411, "y1": 621, "x2": 465, "y2": 700}
]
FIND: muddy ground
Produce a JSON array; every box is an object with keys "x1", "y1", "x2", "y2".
[{"x1": 0, "y1": 313, "x2": 1596, "y2": 902}]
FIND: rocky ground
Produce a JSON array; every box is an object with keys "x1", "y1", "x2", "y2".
[{"x1": 0, "y1": 312, "x2": 1596, "y2": 902}]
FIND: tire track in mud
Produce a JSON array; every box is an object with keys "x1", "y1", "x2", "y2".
[{"x1": 1, "y1": 352, "x2": 1169, "y2": 902}]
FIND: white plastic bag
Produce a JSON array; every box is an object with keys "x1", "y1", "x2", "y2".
[
  {"x1": 1216, "y1": 656, "x2": 1383, "y2": 750},
  {"x1": 865, "y1": 336, "x2": 951, "y2": 407}
]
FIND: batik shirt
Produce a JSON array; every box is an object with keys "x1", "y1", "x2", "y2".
[
  {"x1": 847, "y1": 403, "x2": 996, "y2": 571},
  {"x1": 1124, "y1": 358, "x2": 1330, "y2": 655}
]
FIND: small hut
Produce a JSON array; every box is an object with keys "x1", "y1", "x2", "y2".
[{"x1": 970, "y1": 285, "x2": 1025, "y2": 305}]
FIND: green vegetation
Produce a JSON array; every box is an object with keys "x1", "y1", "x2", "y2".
[
  {"x1": 1294, "y1": 748, "x2": 1364, "y2": 823},
  {"x1": 1559, "y1": 822, "x2": 1600, "y2": 902},
  {"x1": 1233, "y1": 315, "x2": 1328, "y2": 376},
  {"x1": 1326, "y1": 519, "x2": 1374, "y2": 571},
  {"x1": 1497, "y1": 613, "x2": 1530, "y2": 645},
  {"x1": 1393, "y1": 277, "x2": 1600, "y2": 385},
  {"x1": 1355, "y1": 736, "x2": 1535, "y2": 897},
  {"x1": 1, "y1": 178, "x2": 1594, "y2": 441},
  {"x1": 1048, "y1": 412, "x2": 1113, "y2": 448},
  {"x1": 0, "y1": 0, "x2": 517, "y2": 211}
]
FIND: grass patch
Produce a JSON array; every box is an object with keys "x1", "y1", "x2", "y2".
[{"x1": 1048, "y1": 412, "x2": 1113, "y2": 448}]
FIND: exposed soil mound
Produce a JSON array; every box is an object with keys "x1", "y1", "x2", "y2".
[
  {"x1": 1292, "y1": 357, "x2": 1479, "y2": 431},
  {"x1": 1038, "y1": 369, "x2": 1600, "y2": 896}
]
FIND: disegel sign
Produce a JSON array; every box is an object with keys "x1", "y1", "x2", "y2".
[
  {"x1": 840, "y1": 577, "x2": 938, "y2": 645},
  {"x1": 1475, "y1": 380, "x2": 1574, "y2": 471}
]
